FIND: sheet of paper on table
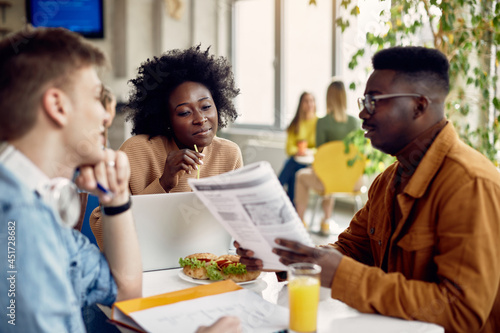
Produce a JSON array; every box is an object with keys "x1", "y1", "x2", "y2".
[
  {"x1": 188, "y1": 161, "x2": 314, "y2": 270},
  {"x1": 112, "y1": 280, "x2": 288, "y2": 333},
  {"x1": 132, "y1": 289, "x2": 288, "y2": 332}
]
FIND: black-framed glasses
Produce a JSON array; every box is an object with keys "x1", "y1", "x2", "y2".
[{"x1": 357, "y1": 93, "x2": 431, "y2": 114}]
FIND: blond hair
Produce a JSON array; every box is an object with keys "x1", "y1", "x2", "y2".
[
  {"x1": 326, "y1": 80, "x2": 347, "y2": 122},
  {"x1": 0, "y1": 27, "x2": 106, "y2": 140}
]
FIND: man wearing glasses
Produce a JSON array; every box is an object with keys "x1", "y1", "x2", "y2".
[{"x1": 238, "y1": 46, "x2": 500, "y2": 332}]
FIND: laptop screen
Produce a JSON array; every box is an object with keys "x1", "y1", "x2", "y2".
[{"x1": 131, "y1": 192, "x2": 233, "y2": 271}]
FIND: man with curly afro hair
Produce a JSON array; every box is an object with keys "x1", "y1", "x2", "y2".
[{"x1": 90, "y1": 46, "x2": 244, "y2": 249}]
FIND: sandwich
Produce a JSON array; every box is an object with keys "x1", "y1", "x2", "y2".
[
  {"x1": 179, "y1": 253, "x2": 261, "y2": 282},
  {"x1": 215, "y1": 254, "x2": 261, "y2": 283},
  {"x1": 178, "y1": 253, "x2": 218, "y2": 280}
]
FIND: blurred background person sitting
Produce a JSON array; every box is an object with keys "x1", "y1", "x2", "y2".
[
  {"x1": 295, "y1": 80, "x2": 360, "y2": 235},
  {"x1": 90, "y1": 46, "x2": 243, "y2": 249},
  {"x1": 278, "y1": 92, "x2": 317, "y2": 205}
]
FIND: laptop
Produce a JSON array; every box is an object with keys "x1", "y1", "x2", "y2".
[{"x1": 131, "y1": 192, "x2": 233, "y2": 271}]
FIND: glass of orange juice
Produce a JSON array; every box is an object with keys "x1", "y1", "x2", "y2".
[
  {"x1": 288, "y1": 263, "x2": 321, "y2": 333},
  {"x1": 297, "y1": 140, "x2": 308, "y2": 156}
]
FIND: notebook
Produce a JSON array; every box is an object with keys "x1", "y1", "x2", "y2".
[{"x1": 131, "y1": 192, "x2": 233, "y2": 271}]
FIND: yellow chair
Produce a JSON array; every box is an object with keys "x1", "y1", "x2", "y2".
[{"x1": 310, "y1": 141, "x2": 366, "y2": 229}]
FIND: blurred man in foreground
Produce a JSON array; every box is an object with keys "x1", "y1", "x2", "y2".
[{"x1": 0, "y1": 27, "x2": 239, "y2": 333}]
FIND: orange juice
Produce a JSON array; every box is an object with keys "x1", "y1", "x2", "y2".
[
  {"x1": 297, "y1": 140, "x2": 308, "y2": 156},
  {"x1": 289, "y1": 276, "x2": 320, "y2": 332}
]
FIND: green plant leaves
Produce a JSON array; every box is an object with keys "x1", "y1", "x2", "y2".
[
  {"x1": 336, "y1": 0, "x2": 499, "y2": 164},
  {"x1": 343, "y1": 129, "x2": 396, "y2": 176}
]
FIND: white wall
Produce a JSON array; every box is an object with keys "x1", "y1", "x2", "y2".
[
  {"x1": 5, "y1": 0, "x2": 232, "y2": 149},
  {"x1": 7, "y1": 0, "x2": 230, "y2": 97}
]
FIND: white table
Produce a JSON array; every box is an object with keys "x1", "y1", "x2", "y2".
[
  {"x1": 125, "y1": 268, "x2": 443, "y2": 333},
  {"x1": 293, "y1": 149, "x2": 315, "y2": 165}
]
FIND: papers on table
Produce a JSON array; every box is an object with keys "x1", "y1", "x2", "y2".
[
  {"x1": 112, "y1": 280, "x2": 288, "y2": 333},
  {"x1": 188, "y1": 161, "x2": 314, "y2": 270},
  {"x1": 132, "y1": 289, "x2": 288, "y2": 332}
]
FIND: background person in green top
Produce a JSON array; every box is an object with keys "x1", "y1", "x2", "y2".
[
  {"x1": 316, "y1": 81, "x2": 360, "y2": 147},
  {"x1": 295, "y1": 80, "x2": 360, "y2": 234},
  {"x1": 278, "y1": 92, "x2": 318, "y2": 204}
]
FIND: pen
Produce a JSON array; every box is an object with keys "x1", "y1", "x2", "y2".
[
  {"x1": 74, "y1": 167, "x2": 113, "y2": 197},
  {"x1": 194, "y1": 144, "x2": 200, "y2": 179},
  {"x1": 96, "y1": 182, "x2": 113, "y2": 197}
]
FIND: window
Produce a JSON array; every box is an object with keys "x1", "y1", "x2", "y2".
[
  {"x1": 283, "y1": 0, "x2": 332, "y2": 126},
  {"x1": 231, "y1": 0, "x2": 395, "y2": 130},
  {"x1": 232, "y1": 0, "x2": 332, "y2": 129},
  {"x1": 232, "y1": 0, "x2": 275, "y2": 127},
  {"x1": 336, "y1": 0, "x2": 392, "y2": 107}
]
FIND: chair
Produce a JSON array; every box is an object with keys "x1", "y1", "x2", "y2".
[
  {"x1": 309, "y1": 141, "x2": 366, "y2": 228},
  {"x1": 80, "y1": 194, "x2": 100, "y2": 247}
]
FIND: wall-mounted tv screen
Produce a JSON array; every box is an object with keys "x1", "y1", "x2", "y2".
[{"x1": 26, "y1": 0, "x2": 104, "y2": 39}]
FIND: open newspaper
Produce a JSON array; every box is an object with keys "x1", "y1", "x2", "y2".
[{"x1": 188, "y1": 161, "x2": 313, "y2": 271}]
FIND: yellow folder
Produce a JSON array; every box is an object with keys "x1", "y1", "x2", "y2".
[{"x1": 111, "y1": 280, "x2": 242, "y2": 332}]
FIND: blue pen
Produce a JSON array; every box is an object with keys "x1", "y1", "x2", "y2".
[
  {"x1": 74, "y1": 167, "x2": 113, "y2": 197},
  {"x1": 96, "y1": 182, "x2": 113, "y2": 197}
]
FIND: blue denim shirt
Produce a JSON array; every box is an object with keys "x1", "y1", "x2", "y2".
[{"x1": 0, "y1": 164, "x2": 117, "y2": 332}]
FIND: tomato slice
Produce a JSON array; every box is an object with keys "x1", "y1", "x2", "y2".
[
  {"x1": 216, "y1": 259, "x2": 232, "y2": 269},
  {"x1": 197, "y1": 258, "x2": 213, "y2": 263}
]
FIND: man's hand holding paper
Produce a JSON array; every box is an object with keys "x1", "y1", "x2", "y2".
[
  {"x1": 188, "y1": 161, "x2": 314, "y2": 271},
  {"x1": 236, "y1": 239, "x2": 343, "y2": 288}
]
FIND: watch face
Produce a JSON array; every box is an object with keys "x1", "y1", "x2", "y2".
[{"x1": 47, "y1": 178, "x2": 81, "y2": 228}]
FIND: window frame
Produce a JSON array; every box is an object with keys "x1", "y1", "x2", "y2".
[{"x1": 229, "y1": 0, "x2": 338, "y2": 131}]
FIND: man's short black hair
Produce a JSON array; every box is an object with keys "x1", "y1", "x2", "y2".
[{"x1": 372, "y1": 46, "x2": 450, "y2": 93}]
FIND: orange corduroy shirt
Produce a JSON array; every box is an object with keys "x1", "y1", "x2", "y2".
[{"x1": 331, "y1": 123, "x2": 500, "y2": 333}]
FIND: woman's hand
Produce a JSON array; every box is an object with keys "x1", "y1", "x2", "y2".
[
  {"x1": 196, "y1": 316, "x2": 241, "y2": 333},
  {"x1": 159, "y1": 149, "x2": 204, "y2": 192}
]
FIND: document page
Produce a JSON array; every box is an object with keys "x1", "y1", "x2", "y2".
[
  {"x1": 130, "y1": 289, "x2": 288, "y2": 333},
  {"x1": 188, "y1": 161, "x2": 313, "y2": 270}
]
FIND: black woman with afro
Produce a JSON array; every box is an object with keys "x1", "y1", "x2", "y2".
[{"x1": 90, "y1": 46, "x2": 243, "y2": 249}]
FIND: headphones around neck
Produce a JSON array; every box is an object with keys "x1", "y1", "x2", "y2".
[{"x1": 36, "y1": 177, "x2": 81, "y2": 229}]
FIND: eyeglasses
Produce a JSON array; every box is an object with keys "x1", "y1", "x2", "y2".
[{"x1": 357, "y1": 93, "x2": 430, "y2": 114}]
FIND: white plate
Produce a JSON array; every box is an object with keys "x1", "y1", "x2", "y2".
[{"x1": 177, "y1": 270, "x2": 259, "y2": 285}]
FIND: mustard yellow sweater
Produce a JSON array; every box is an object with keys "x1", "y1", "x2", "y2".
[
  {"x1": 285, "y1": 117, "x2": 318, "y2": 156},
  {"x1": 90, "y1": 135, "x2": 243, "y2": 249}
]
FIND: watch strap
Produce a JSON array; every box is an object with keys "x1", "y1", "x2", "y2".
[{"x1": 101, "y1": 197, "x2": 132, "y2": 216}]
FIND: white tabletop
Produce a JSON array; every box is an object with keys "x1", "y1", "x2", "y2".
[
  {"x1": 293, "y1": 149, "x2": 315, "y2": 165},
  {"x1": 137, "y1": 268, "x2": 444, "y2": 333}
]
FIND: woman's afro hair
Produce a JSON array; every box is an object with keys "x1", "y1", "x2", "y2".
[{"x1": 126, "y1": 45, "x2": 240, "y2": 139}]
